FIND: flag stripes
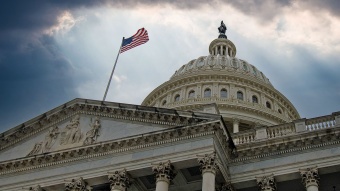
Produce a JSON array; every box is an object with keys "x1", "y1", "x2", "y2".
[{"x1": 120, "y1": 28, "x2": 149, "y2": 53}]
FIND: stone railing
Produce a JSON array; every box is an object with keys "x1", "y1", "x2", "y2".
[
  {"x1": 232, "y1": 130, "x2": 256, "y2": 145},
  {"x1": 232, "y1": 112, "x2": 339, "y2": 145},
  {"x1": 305, "y1": 115, "x2": 336, "y2": 131},
  {"x1": 266, "y1": 123, "x2": 295, "y2": 138}
]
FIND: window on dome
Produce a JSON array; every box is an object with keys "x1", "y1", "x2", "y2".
[
  {"x1": 278, "y1": 109, "x2": 282, "y2": 114},
  {"x1": 266, "y1": 101, "x2": 271, "y2": 109},
  {"x1": 261, "y1": 72, "x2": 265, "y2": 79},
  {"x1": 232, "y1": 60, "x2": 237, "y2": 67},
  {"x1": 243, "y1": 64, "x2": 247, "y2": 70},
  {"x1": 162, "y1": 100, "x2": 167, "y2": 106},
  {"x1": 204, "y1": 89, "x2": 211, "y2": 98},
  {"x1": 188, "y1": 90, "x2": 195, "y2": 98},
  {"x1": 252, "y1": 67, "x2": 257, "y2": 75},
  {"x1": 189, "y1": 62, "x2": 194, "y2": 69},
  {"x1": 220, "y1": 89, "x2": 227, "y2": 98},
  {"x1": 179, "y1": 66, "x2": 185, "y2": 73},
  {"x1": 237, "y1": 91, "x2": 243, "y2": 100},
  {"x1": 174, "y1": 95, "x2": 180, "y2": 102},
  {"x1": 252, "y1": 96, "x2": 258, "y2": 103},
  {"x1": 198, "y1": 60, "x2": 204, "y2": 67}
]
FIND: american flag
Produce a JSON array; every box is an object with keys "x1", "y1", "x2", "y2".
[{"x1": 120, "y1": 28, "x2": 149, "y2": 53}]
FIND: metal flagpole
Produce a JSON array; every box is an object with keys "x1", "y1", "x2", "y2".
[{"x1": 102, "y1": 37, "x2": 124, "y2": 102}]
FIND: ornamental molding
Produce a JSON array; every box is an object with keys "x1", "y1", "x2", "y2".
[
  {"x1": 300, "y1": 166, "x2": 319, "y2": 188},
  {"x1": 173, "y1": 102, "x2": 289, "y2": 124},
  {"x1": 0, "y1": 121, "x2": 226, "y2": 175},
  {"x1": 152, "y1": 160, "x2": 177, "y2": 184},
  {"x1": 65, "y1": 177, "x2": 91, "y2": 191},
  {"x1": 108, "y1": 169, "x2": 131, "y2": 191},
  {"x1": 256, "y1": 174, "x2": 276, "y2": 191},
  {"x1": 231, "y1": 126, "x2": 340, "y2": 163},
  {"x1": 0, "y1": 101, "x2": 208, "y2": 152},
  {"x1": 28, "y1": 185, "x2": 45, "y2": 191},
  {"x1": 197, "y1": 152, "x2": 219, "y2": 175}
]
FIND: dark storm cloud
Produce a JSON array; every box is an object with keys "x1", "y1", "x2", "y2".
[
  {"x1": 1, "y1": 0, "x2": 339, "y2": 132},
  {"x1": 226, "y1": 0, "x2": 340, "y2": 23}
]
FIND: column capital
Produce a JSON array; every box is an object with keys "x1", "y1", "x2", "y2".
[
  {"x1": 28, "y1": 185, "x2": 45, "y2": 191},
  {"x1": 152, "y1": 160, "x2": 176, "y2": 184},
  {"x1": 232, "y1": 118, "x2": 240, "y2": 123},
  {"x1": 256, "y1": 174, "x2": 276, "y2": 191},
  {"x1": 65, "y1": 177, "x2": 91, "y2": 191},
  {"x1": 197, "y1": 152, "x2": 219, "y2": 175},
  {"x1": 108, "y1": 169, "x2": 131, "y2": 191},
  {"x1": 300, "y1": 166, "x2": 319, "y2": 188},
  {"x1": 216, "y1": 181, "x2": 234, "y2": 191}
]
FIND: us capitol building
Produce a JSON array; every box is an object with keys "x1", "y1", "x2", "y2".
[{"x1": 1, "y1": 22, "x2": 339, "y2": 191}]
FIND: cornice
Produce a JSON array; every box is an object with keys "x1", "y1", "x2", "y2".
[
  {"x1": 230, "y1": 126, "x2": 340, "y2": 163},
  {"x1": 0, "y1": 121, "x2": 226, "y2": 176},
  {"x1": 169, "y1": 100, "x2": 289, "y2": 124},
  {"x1": 0, "y1": 99, "x2": 218, "y2": 152}
]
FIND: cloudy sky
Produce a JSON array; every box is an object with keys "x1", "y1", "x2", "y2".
[{"x1": 1, "y1": 0, "x2": 340, "y2": 132}]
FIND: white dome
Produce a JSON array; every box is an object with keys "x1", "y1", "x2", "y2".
[{"x1": 142, "y1": 36, "x2": 300, "y2": 130}]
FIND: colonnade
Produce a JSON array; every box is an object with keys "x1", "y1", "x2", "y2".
[
  {"x1": 27, "y1": 156, "x2": 320, "y2": 191},
  {"x1": 212, "y1": 45, "x2": 233, "y2": 57},
  {"x1": 256, "y1": 166, "x2": 320, "y2": 191}
]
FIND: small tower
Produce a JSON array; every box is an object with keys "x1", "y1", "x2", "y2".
[{"x1": 209, "y1": 21, "x2": 237, "y2": 57}]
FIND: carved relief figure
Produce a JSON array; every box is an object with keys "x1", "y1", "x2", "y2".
[
  {"x1": 42, "y1": 126, "x2": 59, "y2": 152},
  {"x1": 27, "y1": 126, "x2": 59, "y2": 156},
  {"x1": 27, "y1": 142, "x2": 43, "y2": 156},
  {"x1": 60, "y1": 115, "x2": 82, "y2": 145},
  {"x1": 83, "y1": 117, "x2": 101, "y2": 145}
]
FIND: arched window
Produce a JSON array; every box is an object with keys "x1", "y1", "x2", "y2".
[
  {"x1": 232, "y1": 60, "x2": 237, "y2": 67},
  {"x1": 197, "y1": 60, "x2": 204, "y2": 67},
  {"x1": 266, "y1": 101, "x2": 271, "y2": 109},
  {"x1": 252, "y1": 96, "x2": 258, "y2": 103},
  {"x1": 220, "y1": 89, "x2": 227, "y2": 98},
  {"x1": 162, "y1": 100, "x2": 167, "y2": 106},
  {"x1": 278, "y1": 109, "x2": 282, "y2": 114},
  {"x1": 243, "y1": 63, "x2": 247, "y2": 70},
  {"x1": 174, "y1": 95, "x2": 180, "y2": 102},
  {"x1": 237, "y1": 91, "x2": 243, "y2": 100},
  {"x1": 252, "y1": 67, "x2": 257, "y2": 75},
  {"x1": 188, "y1": 90, "x2": 195, "y2": 98},
  {"x1": 204, "y1": 89, "x2": 211, "y2": 98}
]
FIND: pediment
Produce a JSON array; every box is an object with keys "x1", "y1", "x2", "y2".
[{"x1": 0, "y1": 99, "x2": 214, "y2": 162}]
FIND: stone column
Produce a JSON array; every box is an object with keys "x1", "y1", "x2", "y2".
[
  {"x1": 300, "y1": 167, "x2": 320, "y2": 191},
  {"x1": 108, "y1": 169, "x2": 131, "y2": 191},
  {"x1": 232, "y1": 118, "x2": 239, "y2": 133},
  {"x1": 256, "y1": 174, "x2": 276, "y2": 191},
  {"x1": 215, "y1": 46, "x2": 218, "y2": 55},
  {"x1": 65, "y1": 177, "x2": 91, "y2": 191},
  {"x1": 220, "y1": 45, "x2": 223, "y2": 55},
  {"x1": 197, "y1": 152, "x2": 218, "y2": 191},
  {"x1": 152, "y1": 160, "x2": 176, "y2": 191},
  {"x1": 226, "y1": 46, "x2": 229, "y2": 57},
  {"x1": 28, "y1": 185, "x2": 45, "y2": 191}
]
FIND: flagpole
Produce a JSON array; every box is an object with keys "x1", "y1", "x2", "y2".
[{"x1": 102, "y1": 37, "x2": 124, "y2": 102}]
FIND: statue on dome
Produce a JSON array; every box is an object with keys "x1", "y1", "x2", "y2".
[{"x1": 218, "y1": 21, "x2": 227, "y2": 34}]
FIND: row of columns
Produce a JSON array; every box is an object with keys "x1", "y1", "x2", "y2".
[
  {"x1": 27, "y1": 158, "x2": 320, "y2": 191},
  {"x1": 212, "y1": 45, "x2": 233, "y2": 57},
  {"x1": 256, "y1": 166, "x2": 320, "y2": 191},
  {"x1": 28, "y1": 152, "x2": 219, "y2": 191}
]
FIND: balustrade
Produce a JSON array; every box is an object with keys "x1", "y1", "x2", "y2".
[{"x1": 305, "y1": 115, "x2": 336, "y2": 131}]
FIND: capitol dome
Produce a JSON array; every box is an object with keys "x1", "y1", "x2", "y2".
[{"x1": 142, "y1": 29, "x2": 300, "y2": 132}]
